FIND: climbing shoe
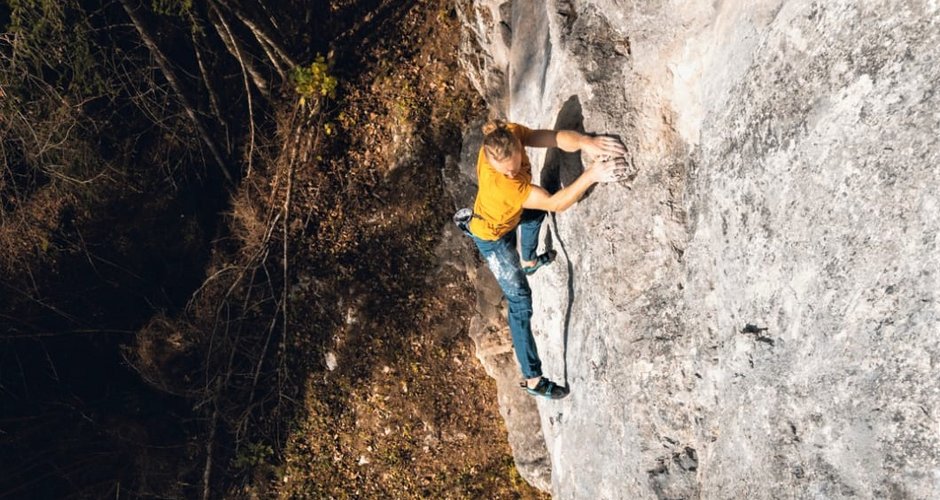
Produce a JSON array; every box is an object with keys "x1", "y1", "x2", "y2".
[
  {"x1": 522, "y1": 377, "x2": 569, "y2": 400},
  {"x1": 522, "y1": 250, "x2": 557, "y2": 275},
  {"x1": 453, "y1": 208, "x2": 473, "y2": 235}
]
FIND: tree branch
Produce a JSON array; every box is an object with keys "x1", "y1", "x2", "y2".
[
  {"x1": 202, "y1": 408, "x2": 218, "y2": 500},
  {"x1": 190, "y1": 18, "x2": 230, "y2": 156},
  {"x1": 208, "y1": 2, "x2": 261, "y2": 177},
  {"x1": 118, "y1": 0, "x2": 234, "y2": 185},
  {"x1": 218, "y1": 0, "x2": 298, "y2": 72},
  {"x1": 207, "y1": 3, "x2": 270, "y2": 98}
]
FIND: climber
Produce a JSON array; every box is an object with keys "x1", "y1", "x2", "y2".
[{"x1": 462, "y1": 119, "x2": 628, "y2": 399}]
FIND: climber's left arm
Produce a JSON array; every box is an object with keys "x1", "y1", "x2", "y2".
[{"x1": 525, "y1": 129, "x2": 627, "y2": 157}]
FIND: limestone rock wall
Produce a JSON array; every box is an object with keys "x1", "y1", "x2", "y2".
[{"x1": 454, "y1": 0, "x2": 940, "y2": 498}]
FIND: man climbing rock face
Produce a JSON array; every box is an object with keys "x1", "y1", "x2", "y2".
[{"x1": 464, "y1": 119, "x2": 628, "y2": 399}]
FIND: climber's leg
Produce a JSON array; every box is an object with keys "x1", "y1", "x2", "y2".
[
  {"x1": 517, "y1": 209, "x2": 555, "y2": 275},
  {"x1": 471, "y1": 231, "x2": 542, "y2": 379},
  {"x1": 518, "y1": 209, "x2": 546, "y2": 263}
]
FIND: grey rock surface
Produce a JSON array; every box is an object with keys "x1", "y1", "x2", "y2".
[{"x1": 455, "y1": 0, "x2": 940, "y2": 498}]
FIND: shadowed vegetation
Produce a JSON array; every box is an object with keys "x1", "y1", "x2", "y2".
[{"x1": 1, "y1": 0, "x2": 546, "y2": 497}]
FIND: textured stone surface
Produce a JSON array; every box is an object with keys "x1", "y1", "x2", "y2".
[{"x1": 455, "y1": 0, "x2": 940, "y2": 498}]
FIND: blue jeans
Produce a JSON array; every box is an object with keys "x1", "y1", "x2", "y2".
[{"x1": 470, "y1": 209, "x2": 546, "y2": 379}]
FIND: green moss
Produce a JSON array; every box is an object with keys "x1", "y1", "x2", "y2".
[{"x1": 150, "y1": 0, "x2": 192, "y2": 16}]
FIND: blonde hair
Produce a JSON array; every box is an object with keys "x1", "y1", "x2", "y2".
[{"x1": 481, "y1": 119, "x2": 519, "y2": 162}]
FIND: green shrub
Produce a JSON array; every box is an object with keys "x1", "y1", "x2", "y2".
[
  {"x1": 291, "y1": 54, "x2": 338, "y2": 107},
  {"x1": 233, "y1": 441, "x2": 274, "y2": 470},
  {"x1": 151, "y1": 0, "x2": 192, "y2": 16}
]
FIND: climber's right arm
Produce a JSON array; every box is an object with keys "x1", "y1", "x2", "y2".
[
  {"x1": 522, "y1": 157, "x2": 628, "y2": 213},
  {"x1": 525, "y1": 129, "x2": 628, "y2": 157}
]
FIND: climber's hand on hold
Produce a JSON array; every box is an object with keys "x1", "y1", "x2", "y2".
[
  {"x1": 586, "y1": 156, "x2": 630, "y2": 183},
  {"x1": 580, "y1": 135, "x2": 627, "y2": 158},
  {"x1": 524, "y1": 155, "x2": 629, "y2": 212}
]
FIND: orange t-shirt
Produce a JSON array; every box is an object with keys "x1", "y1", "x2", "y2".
[{"x1": 468, "y1": 123, "x2": 534, "y2": 240}]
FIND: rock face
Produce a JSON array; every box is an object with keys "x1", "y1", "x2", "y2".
[{"x1": 454, "y1": 0, "x2": 940, "y2": 498}]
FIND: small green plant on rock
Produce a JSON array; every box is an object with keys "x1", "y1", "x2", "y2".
[
  {"x1": 150, "y1": 0, "x2": 192, "y2": 16},
  {"x1": 291, "y1": 54, "x2": 338, "y2": 108},
  {"x1": 233, "y1": 441, "x2": 274, "y2": 470}
]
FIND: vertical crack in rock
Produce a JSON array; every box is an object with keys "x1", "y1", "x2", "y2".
[
  {"x1": 541, "y1": 96, "x2": 586, "y2": 386},
  {"x1": 509, "y1": 0, "x2": 552, "y2": 105}
]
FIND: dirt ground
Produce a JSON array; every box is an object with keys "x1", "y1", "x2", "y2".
[
  {"x1": 0, "y1": 1, "x2": 550, "y2": 497},
  {"x1": 238, "y1": 1, "x2": 547, "y2": 497}
]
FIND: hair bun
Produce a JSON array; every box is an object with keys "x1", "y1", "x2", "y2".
[{"x1": 482, "y1": 119, "x2": 507, "y2": 135}]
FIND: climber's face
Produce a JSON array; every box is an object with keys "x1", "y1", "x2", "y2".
[{"x1": 490, "y1": 147, "x2": 523, "y2": 179}]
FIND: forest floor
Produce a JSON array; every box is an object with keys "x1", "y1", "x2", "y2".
[
  {"x1": 0, "y1": 0, "x2": 548, "y2": 497},
  {"x1": 233, "y1": 2, "x2": 547, "y2": 498}
]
